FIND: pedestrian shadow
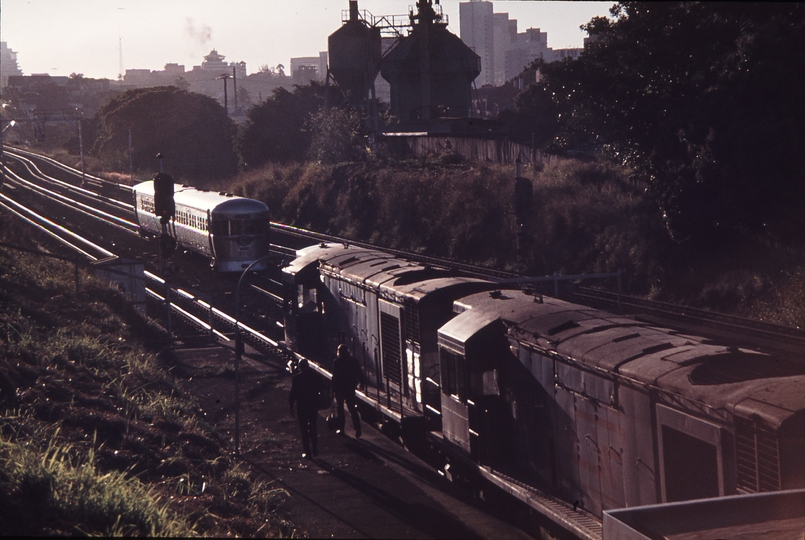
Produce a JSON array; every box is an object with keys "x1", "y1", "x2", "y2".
[
  {"x1": 338, "y1": 437, "x2": 384, "y2": 464},
  {"x1": 347, "y1": 437, "x2": 447, "y2": 489}
]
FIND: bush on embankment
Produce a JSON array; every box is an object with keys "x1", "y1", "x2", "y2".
[
  {"x1": 230, "y1": 156, "x2": 667, "y2": 295},
  {"x1": 229, "y1": 155, "x2": 805, "y2": 327}
]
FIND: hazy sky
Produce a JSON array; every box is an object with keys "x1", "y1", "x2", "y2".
[{"x1": 1, "y1": 0, "x2": 614, "y2": 80}]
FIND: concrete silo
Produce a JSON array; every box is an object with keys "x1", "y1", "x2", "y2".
[
  {"x1": 380, "y1": 0, "x2": 481, "y2": 122},
  {"x1": 327, "y1": 0, "x2": 382, "y2": 107}
]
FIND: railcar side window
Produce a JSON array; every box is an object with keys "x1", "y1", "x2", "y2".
[
  {"x1": 297, "y1": 285, "x2": 318, "y2": 313},
  {"x1": 440, "y1": 349, "x2": 467, "y2": 401}
]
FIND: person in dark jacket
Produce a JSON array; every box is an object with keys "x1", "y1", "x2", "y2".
[
  {"x1": 289, "y1": 358, "x2": 321, "y2": 458},
  {"x1": 331, "y1": 344, "x2": 364, "y2": 438}
]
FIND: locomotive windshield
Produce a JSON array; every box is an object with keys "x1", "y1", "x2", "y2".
[{"x1": 211, "y1": 217, "x2": 268, "y2": 236}]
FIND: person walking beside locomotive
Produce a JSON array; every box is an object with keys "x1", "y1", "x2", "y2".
[
  {"x1": 288, "y1": 359, "x2": 321, "y2": 458},
  {"x1": 332, "y1": 344, "x2": 365, "y2": 438}
]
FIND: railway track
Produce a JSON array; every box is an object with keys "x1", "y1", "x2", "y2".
[
  {"x1": 573, "y1": 287, "x2": 805, "y2": 357},
  {"x1": 5, "y1": 147, "x2": 804, "y2": 359},
  {"x1": 11, "y1": 149, "x2": 805, "y2": 539}
]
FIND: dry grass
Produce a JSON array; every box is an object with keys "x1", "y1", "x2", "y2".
[{"x1": 0, "y1": 216, "x2": 293, "y2": 537}]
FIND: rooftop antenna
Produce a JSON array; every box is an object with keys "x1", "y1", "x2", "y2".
[{"x1": 118, "y1": 7, "x2": 125, "y2": 81}]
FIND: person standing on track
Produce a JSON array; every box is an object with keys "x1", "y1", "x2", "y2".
[
  {"x1": 289, "y1": 359, "x2": 321, "y2": 458},
  {"x1": 332, "y1": 344, "x2": 364, "y2": 438}
]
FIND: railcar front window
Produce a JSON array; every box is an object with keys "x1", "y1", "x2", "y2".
[
  {"x1": 211, "y1": 218, "x2": 267, "y2": 236},
  {"x1": 243, "y1": 219, "x2": 267, "y2": 235}
]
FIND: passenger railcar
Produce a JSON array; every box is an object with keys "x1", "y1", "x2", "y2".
[
  {"x1": 281, "y1": 244, "x2": 805, "y2": 522},
  {"x1": 132, "y1": 181, "x2": 270, "y2": 272}
]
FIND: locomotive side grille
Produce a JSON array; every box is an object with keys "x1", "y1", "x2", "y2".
[
  {"x1": 405, "y1": 305, "x2": 420, "y2": 343},
  {"x1": 381, "y1": 312, "x2": 402, "y2": 385},
  {"x1": 735, "y1": 417, "x2": 781, "y2": 493}
]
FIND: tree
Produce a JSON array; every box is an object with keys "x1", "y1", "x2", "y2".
[
  {"x1": 307, "y1": 108, "x2": 365, "y2": 164},
  {"x1": 235, "y1": 82, "x2": 340, "y2": 168},
  {"x1": 95, "y1": 86, "x2": 238, "y2": 182},
  {"x1": 532, "y1": 2, "x2": 805, "y2": 246}
]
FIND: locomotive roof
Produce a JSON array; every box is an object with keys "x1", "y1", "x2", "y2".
[
  {"x1": 133, "y1": 181, "x2": 268, "y2": 216},
  {"x1": 441, "y1": 289, "x2": 805, "y2": 428},
  {"x1": 283, "y1": 243, "x2": 494, "y2": 302}
]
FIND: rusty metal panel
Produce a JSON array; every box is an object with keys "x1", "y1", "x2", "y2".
[
  {"x1": 554, "y1": 387, "x2": 580, "y2": 499},
  {"x1": 634, "y1": 388, "x2": 658, "y2": 506},
  {"x1": 620, "y1": 385, "x2": 658, "y2": 507},
  {"x1": 556, "y1": 361, "x2": 583, "y2": 394},
  {"x1": 531, "y1": 350, "x2": 554, "y2": 394},
  {"x1": 531, "y1": 350, "x2": 559, "y2": 484},
  {"x1": 555, "y1": 361, "x2": 615, "y2": 406},
  {"x1": 598, "y1": 404, "x2": 626, "y2": 511},
  {"x1": 576, "y1": 395, "x2": 603, "y2": 516}
]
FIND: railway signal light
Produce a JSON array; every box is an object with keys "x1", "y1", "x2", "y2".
[
  {"x1": 153, "y1": 172, "x2": 175, "y2": 225},
  {"x1": 159, "y1": 232, "x2": 177, "y2": 259}
]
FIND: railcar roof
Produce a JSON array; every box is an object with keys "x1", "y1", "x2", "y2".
[
  {"x1": 132, "y1": 180, "x2": 268, "y2": 215},
  {"x1": 441, "y1": 288, "x2": 805, "y2": 427},
  {"x1": 282, "y1": 244, "x2": 495, "y2": 303}
]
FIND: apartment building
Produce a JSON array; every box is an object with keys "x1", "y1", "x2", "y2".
[{"x1": 459, "y1": 0, "x2": 582, "y2": 87}]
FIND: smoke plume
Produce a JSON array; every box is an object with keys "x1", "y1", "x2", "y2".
[{"x1": 184, "y1": 18, "x2": 212, "y2": 46}]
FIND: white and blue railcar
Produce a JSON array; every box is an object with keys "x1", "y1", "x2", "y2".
[{"x1": 132, "y1": 181, "x2": 270, "y2": 272}]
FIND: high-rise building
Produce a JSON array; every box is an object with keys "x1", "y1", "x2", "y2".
[
  {"x1": 459, "y1": 1, "x2": 582, "y2": 87},
  {"x1": 1, "y1": 42, "x2": 24, "y2": 90},
  {"x1": 459, "y1": 0, "x2": 494, "y2": 87}
]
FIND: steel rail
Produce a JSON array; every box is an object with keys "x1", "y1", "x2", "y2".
[
  {"x1": 0, "y1": 192, "x2": 114, "y2": 261},
  {"x1": 4, "y1": 149, "x2": 134, "y2": 212},
  {"x1": 5, "y1": 145, "x2": 109, "y2": 185},
  {"x1": 3, "y1": 166, "x2": 139, "y2": 233}
]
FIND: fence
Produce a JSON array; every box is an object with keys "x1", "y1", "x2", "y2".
[{"x1": 379, "y1": 135, "x2": 564, "y2": 167}]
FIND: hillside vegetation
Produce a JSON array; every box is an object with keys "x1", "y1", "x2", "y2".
[{"x1": 228, "y1": 155, "x2": 805, "y2": 328}]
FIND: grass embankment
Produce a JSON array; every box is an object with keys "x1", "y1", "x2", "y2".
[
  {"x1": 229, "y1": 156, "x2": 805, "y2": 327},
  {"x1": 0, "y1": 218, "x2": 292, "y2": 536}
]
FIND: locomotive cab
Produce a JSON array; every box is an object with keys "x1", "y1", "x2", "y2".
[
  {"x1": 438, "y1": 300, "x2": 518, "y2": 471},
  {"x1": 280, "y1": 246, "x2": 329, "y2": 362},
  {"x1": 209, "y1": 199, "x2": 270, "y2": 272}
]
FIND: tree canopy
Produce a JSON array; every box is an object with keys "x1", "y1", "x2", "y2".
[
  {"x1": 521, "y1": 2, "x2": 805, "y2": 247},
  {"x1": 234, "y1": 82, "x2": 341, "y2": 169},
  {"x1": 95, "y1": 86, "x2": 238, "y2": 183}
]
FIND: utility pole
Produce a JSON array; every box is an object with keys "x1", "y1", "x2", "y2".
[
  {"x1": 232, "y1": 66, "x2": 238, "y2": 112},
  {"x1": 217, "y1": 74, "x2": 230, "y2": 114}
]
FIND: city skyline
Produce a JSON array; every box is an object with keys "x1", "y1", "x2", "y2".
[{"x1": 1, "y1": 0, "x2": 613, "y2": 80}]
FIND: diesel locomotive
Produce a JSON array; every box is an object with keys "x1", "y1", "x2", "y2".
[
  {"x1": 132, "y1": 180, "x2": 270, "y2": 272},
  {"x1": 280, "y1": 243, "x2": 805, "y2": 522}
]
